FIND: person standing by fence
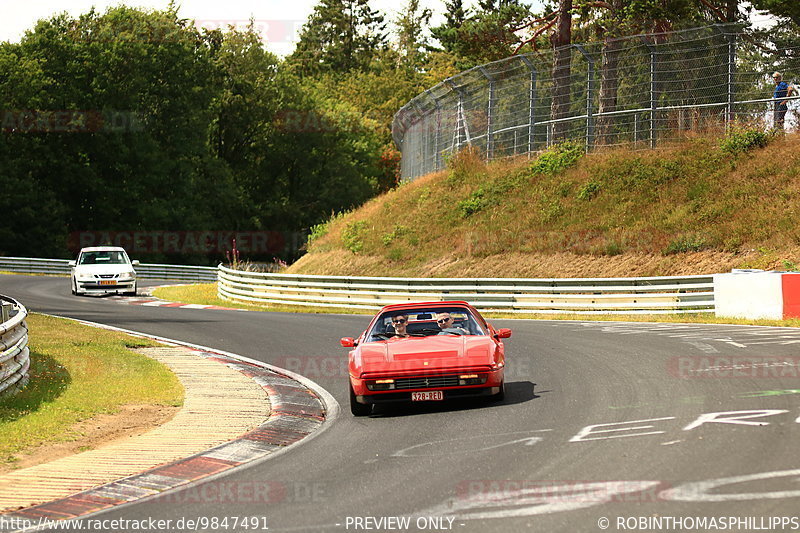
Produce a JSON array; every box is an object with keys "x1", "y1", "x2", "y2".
[{"x1": 773, "y1": 72, "x2": 797, "y2": 130}]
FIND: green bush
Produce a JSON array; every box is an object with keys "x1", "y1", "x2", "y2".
[
  {"x1": 342, "y1": 221, "x2": 368, "y2": 254},
  {"x1": 577, "y1": 182, "x2": 601, "y2": 201},
  {"x1": 458, "y1": 188, "x2": 489, "y2": 217},
  {"x1": 381, "y1": 224, "x2": 410, "y2": 246},
  {"x1": 664, "y1": 234, "x2": 709, "y2": 254},
  {"x1": 720, "y1": 127, "x2": 773, "y2": 155},
  {"x1": 530, "y1": 142, "x2": 584, "y2": 176},
  {"x1": 306, "y1": 211, "x2": 347, "y2": 249}
]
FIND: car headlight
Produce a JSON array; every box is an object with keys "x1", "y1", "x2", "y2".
[{"x1": 122, "y1": 271, "x2": 136, "y2": 278}]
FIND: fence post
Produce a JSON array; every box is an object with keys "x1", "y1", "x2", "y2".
[
  {"x1": 727, "y1": 30, "x2": 737, "y2": 127},
  {"x1": 573, "y1": 44, "x2": 594, "y2": 151},
  {"x1": 478, "y1": 67, "x2": 495, "y2": 160},
  {"x1": 640, "y1": 36, "x2": 658, "y2": 149},
  {"x1": 518, "y1": 55, "x2": 537, "y2": 158}
]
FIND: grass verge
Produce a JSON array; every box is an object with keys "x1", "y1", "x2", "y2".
[
  {"x1": 0, "y1": 314, "x2": 183, "y2": 466},
  {"x1": 153, "y1": 283, "x2": 800, "y2": 328}
]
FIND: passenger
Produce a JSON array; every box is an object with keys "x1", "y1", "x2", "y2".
[
  {"x1": 391, "y1": 314, "x2": 410, "y2": 337},
  {"x1": 435, "y1": 312, "x2": 469, "y2": 335}
]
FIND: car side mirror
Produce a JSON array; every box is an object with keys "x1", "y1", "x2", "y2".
[
  {"x1": 68, "y1": 260, "x2": 76, "y2": 267},
  {"x1": 132, "y1": 260, "x2": 140, "y2": 266},
  {"x1": 340, "y1": 337, "x2": 356, "y2": 348},
  {"x1": 496, "y1": 328, "x2": 512, "y2": 339}
]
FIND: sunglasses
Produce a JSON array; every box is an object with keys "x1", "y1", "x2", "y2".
[
  {"x1": 392, "y1": 318, "x2": 406, "y2": 324},
  {"x1": 437, "y1": 318, "x2": 452, "y2": 324}
]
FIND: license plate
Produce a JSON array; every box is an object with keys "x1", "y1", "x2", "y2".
[
  {"x1": 411, "y1": 391, "x2": 443, "y2": 401},
  {"x1": 98, "y1": 280, "x2": 117, "y2": 286}
]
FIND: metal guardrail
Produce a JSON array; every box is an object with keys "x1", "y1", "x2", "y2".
[
  {"x1": 0, "y1": 256, "x2": 217, "y2": 282},
  {"x1": 0, "y1": 294, "x2": 30, "y2": 397},
  {"x1": 218, "y1": 265, "x2": 715, "y2": 314}
]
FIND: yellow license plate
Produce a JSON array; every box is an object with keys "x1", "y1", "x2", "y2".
[{"x1": 98, "y1": 280, "x2": 117, "y2": 286}]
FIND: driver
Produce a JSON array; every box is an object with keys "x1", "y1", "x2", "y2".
[
  {"x1": 391, "y1": 314, "x2": 410, "y2": 337},
  {"x1": 435, "y1": 312, "x2": 469, "y2": 335}
]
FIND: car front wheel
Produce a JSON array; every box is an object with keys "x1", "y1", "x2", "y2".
[
  {"x1": 350, "y1": 385, "x2": 372, "y2": 416},
  {"x1": 71, "y1": 277, "x2": 78, "y2": 296}
]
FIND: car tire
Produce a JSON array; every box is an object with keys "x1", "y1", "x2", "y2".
[
  {"x1": 71, "y1": 277, "x2": 78, "y2": 296},
  {"x1": 349, "y1": 385, "x2": 372, "y2": 416}
]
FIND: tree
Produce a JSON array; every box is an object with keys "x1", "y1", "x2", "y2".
[
  {"x1": 289, "y1": 0, "x2": 388, "y2": 76},
  {"x1": 747, "y1": 0, "x2": 800, "y2": 25},
  {"x1": 576, "y1": 0, "x2": 697, "y2": 144},
  {"x1": 395, "y1": 0, "x2": 432, "y2": 70},
  {"x1": 550, "y1": 0, "x2": 573, "y2": 140},
  {"x1": 430, "y1": 0, "x2": 468, "y2": 55},
  {"x1": 5, "y1": 7, "x2": 219, "y2": 252}
]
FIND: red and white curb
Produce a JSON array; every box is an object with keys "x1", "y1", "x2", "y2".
[{"x1": 0, "y1": 321, "x2": 338, "y2": 532}]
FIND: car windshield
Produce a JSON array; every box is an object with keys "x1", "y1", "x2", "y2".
[
  {"x1": 78, "y1": 251, "x2": 129, "y2": 265},
  {"x1": 367, "y1": 307, "x2": 487, "y2": 341}
]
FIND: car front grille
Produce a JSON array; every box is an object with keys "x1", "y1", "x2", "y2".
[
  {"x1": 394, "y1": 375, "x2": 460, "y2": 390},
  {"x1": 97, "y1": 274, "x2": 118, "y2": 279}
]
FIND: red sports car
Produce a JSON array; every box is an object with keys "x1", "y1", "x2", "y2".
[{"x1": 340, "y1": 301, "x2": 511, "y2": 416}]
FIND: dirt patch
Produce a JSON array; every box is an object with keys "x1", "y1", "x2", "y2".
[{"x1": 0, "y1": 404, "x2": 179, "y2": 474}]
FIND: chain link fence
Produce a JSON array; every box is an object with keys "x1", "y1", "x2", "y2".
[{"x1": 392, "y1": 24, "x2": 800, "y2": 180}]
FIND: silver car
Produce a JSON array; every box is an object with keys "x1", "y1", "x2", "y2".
[{"x1": 70, "y1": 246, "x2": 139, "y2": 296}]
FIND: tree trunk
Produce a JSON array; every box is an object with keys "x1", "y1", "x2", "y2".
[
  {"x1": 597, "y1": 36, "x2": 622, "y2": 146},
  {"x1": 726, "y1": 0, "x2": 737, "y2": 21},
  {"x1": 549, "y1": 0, "x2": 572, "y2": 141}
]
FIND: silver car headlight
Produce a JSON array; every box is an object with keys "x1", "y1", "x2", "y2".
[{"x1": 122, "y1": 271, "x2": 136, "y2": 279}]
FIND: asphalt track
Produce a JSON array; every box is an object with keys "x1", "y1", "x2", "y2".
[{"x1": 3, "y1": 273, "x2": 800, "y2": 533}]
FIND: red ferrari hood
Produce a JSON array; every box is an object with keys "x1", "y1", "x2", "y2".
[{"x1": 355, "y1": 335, "x2": 496, "y2": 375}]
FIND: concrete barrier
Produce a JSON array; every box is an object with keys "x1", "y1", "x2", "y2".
[{"x1": 714, "y1": 271, "x2": 800, "y2": 320}]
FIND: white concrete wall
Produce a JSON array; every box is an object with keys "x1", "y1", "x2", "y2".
[{"x1": 714, "y1": 272, "x2": 784, "y2": 320}]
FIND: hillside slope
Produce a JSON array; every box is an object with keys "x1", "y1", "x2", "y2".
[{"x1": 289, "y1": 133, "x2": 800, "y2": 278}]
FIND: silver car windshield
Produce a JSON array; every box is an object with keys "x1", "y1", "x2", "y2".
[{"x1": 78, "y1": 251, "x2": 129, "y2": 265}]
